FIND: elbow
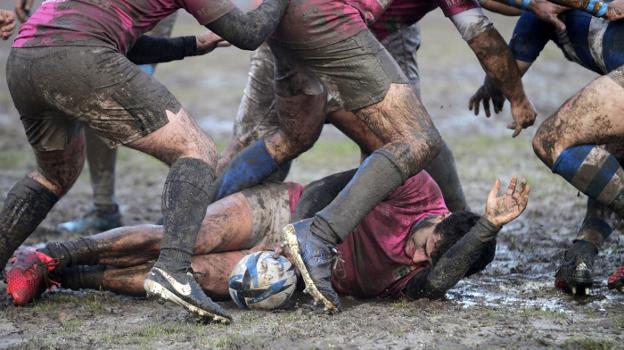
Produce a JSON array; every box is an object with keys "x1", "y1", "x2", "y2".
[{"x1": 229, "y1": 36, "x2": 265, "y2": 51}]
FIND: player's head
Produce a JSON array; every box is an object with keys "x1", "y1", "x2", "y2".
[{"x1": 406, "y1": 211, "x2": 495, "y2": 274}]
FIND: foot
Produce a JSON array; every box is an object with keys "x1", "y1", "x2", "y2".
[
  {"x1": 608, "y1": 265, "x2": 624, "y2": 293},
  {"x1": 144, "y1": 267, "x2": 232, "y2": 323},
  {"x1": 5, "y1": 248, "x2": 59, "y2": 305},
  {"x1": 57, "y1": 208, "x2": 122, "y2": 234},
  {"x1": 554, "y1": 241, "x2": 597, "y2": 296},
  {"x1": 282, "y1": 219, "x2": 340, "y2": 313}
]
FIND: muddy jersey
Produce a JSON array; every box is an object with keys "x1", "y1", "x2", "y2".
[
  {"x1": 13, "y1": 0, "x2": 234, "y2": 53},
  {"x1": 510, "y1": 10, "x2": 624, "y2": 75},
  {"x1": 288, "y1": 171, "x2": 449, "y2": 298},
  {"x1": 273, "y1": 0, "x2": 479, "y2": 48},
  {"x1": 371, "y1": 0, "x2": 478, "y2": 41}
]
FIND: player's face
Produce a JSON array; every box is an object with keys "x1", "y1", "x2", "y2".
[{"x1": 405, "y1": 214, "x2": 449, "y2": 264}]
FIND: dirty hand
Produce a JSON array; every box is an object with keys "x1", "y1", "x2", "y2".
[
  {"x1": 14, "y1": 0, "x2": 32, "y2": 22},
  {"x1": 0, "y1": 9, "x2": 16, "y2": 40},
  {"x1": 485, "y1": 176, "x2": 530, "y2": 228},
  {"x1": 605, "y1": 0, "x2": 624, "y2": 20},
  {"x1": 469, "y1": 77, "x2": 505, "y2": 117},
  {"x1": 508, "y1": 96, "x2": 537, "y2": 137},
  {"x1": 196, "y1": 32, "x2": 230, "y2": 55},
  {"x1": 529, "y1": 0, "x2": 569, "y2": 32}
]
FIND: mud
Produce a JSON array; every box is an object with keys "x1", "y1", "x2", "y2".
[{"x1": 0, "y1": 8, "x2": 623, "y2": 350}]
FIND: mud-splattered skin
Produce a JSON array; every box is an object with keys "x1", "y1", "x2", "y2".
[
  {"x1": 532, "y1": 75, "x2": 624, "y2": 166},
  {"x1": 468, "y1": 28, "x2": 536, "y2": 136}
]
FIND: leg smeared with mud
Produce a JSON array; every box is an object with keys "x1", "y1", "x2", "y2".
[
  {"x1": 284, "y1": 83, "x2": 442, "y2": 311},
  {"x1": 533, "y1": 73, "x2": 624, "y2": 219}
]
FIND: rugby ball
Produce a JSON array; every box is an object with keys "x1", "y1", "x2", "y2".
[{"x1": 228, "y1": 251, "x2": 297, "y2": 310}]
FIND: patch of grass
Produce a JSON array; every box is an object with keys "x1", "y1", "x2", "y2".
[
  {"x1": 520, "y1": 308, "x2": 566, "y2": 319},
  {"x1": 562, "y1": 337, "x2": 614, "y2": 350}
]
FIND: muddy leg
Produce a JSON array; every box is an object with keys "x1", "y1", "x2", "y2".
[
  {"x1": 56, "y1": 130, "x2": 123, "y2": 234},
  {"x1": 312, "y1": 83, "x2": 442, "y2": 244},
  {"x1": 0, "y1": 133, "x2": 86, "y2": 271},
  {"x1": 532, "y1": 74, "x2": 624, "y2": 217},
  {"x1": 216, "y1": 46, "x2": 326, "y2": 199}
]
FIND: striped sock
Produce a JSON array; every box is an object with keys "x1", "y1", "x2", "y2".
[{"x1": 552, "y1": 145, "x2": 624, "y2": 206}]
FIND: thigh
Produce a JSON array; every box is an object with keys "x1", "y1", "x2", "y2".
[
  {"x1": 233, "y1": 43, "x2": 280, "y2": 146},
  {"x1": 241, "y1": 182, "x2": 293, "y2": 251},
  {"x1": 539, "y1": 72, "x2": 624, "y2": 158}
]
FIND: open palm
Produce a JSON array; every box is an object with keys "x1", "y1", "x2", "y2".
[{"x1": 485, "y1": 176, "x2": 530, "y2": 227}]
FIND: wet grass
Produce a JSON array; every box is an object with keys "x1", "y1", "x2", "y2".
[{"x1": 562, "y1": 338, "x2": 615, "y2": 350}]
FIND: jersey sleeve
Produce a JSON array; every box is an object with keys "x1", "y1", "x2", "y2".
[
  {"x1": 177, "y1": 0, "x2": 236, "y2": 25},
  {"x1": 437, "y1": 0, "x2": 480, "y2": 17},
  {"x1": 509, "y1": 11, "x2": 553, "y2": 63}
]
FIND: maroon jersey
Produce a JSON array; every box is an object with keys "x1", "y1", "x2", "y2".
[
  {"x1": 288, "y1": 171, "x2": 449, "y2": 298},
  {"x1": 13, "y1": 0, "x2": 234, "y2": 53},
  {"x1": 273, "y1": 0, "x2": 479, "y2": 48},
  {"x1": 371, "y1": 0, "x2": 480, "y2": 40}
]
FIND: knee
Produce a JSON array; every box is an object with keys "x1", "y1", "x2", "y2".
[{"x1": 532, "y1": 123, "x2": 557, "y2": 167}]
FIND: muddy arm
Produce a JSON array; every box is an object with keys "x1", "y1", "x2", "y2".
[
  {"x1": 480, "y1": 0, "x2": 523, "y2": 15},
  {"x1": 404, "y1": 217, "x2": 500, "y2": 299},
  {"x1": 126, "y1": 35, "x2": 198, "y2": 65},
  {"x1": 205, "y1": 0, "x2": 288, "y2": 51}
]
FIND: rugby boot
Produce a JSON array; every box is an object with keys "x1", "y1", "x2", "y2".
[
  {"x1": 608, "y1": 265, "x2": 624, "y2": 293},
  {"x1": 144, "y1": 267, "x2": 232, "y2": 323},
  {"x1": 57, "y1": 208, "x2": 122, "y2": 234},
  {"x1": 282, "y1": 219, "x2": 341, "y2": 313},
  {"x1": 554, "y1": 241, "x2": 597, "y2": 296},
  {"x1": 5, "y1": 248, "x2": 59, "y2": 305}
]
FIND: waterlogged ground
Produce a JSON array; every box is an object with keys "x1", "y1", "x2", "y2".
[{"x1": 0, "y1": 4, "x2": 623, "y2": 349}]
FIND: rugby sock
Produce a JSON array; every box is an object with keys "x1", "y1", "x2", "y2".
[
  {"x1": 41, "y1": 237, "x2": 99, "y2": 269},
  {"x1": 85, "y1": 131, "x2": 119, "y2": 215},
  {"x1": 0, "y1": 177, "x2": 59, "y2": 271},
  {"x1": 59, "y1": 265, "x2": 106, "y2": 291},
  {"x1": 154, "y1": 158, "x2": 216, "y2": 273},
  {"x1": 425, "y1": 141, "x2": 467, "y2": 211},
  {"x1": 575, "y1": 217, "x2": 613, "y2": 249},
  {"x1": 216, "y1": 139, "x2": 279, "y2": 199},
  {"x1": 552, "y1": 145, "x2": 624, "y2": 213},
  {"x1": 311, "y1": 150, "x2": 405, "y2": 244}
]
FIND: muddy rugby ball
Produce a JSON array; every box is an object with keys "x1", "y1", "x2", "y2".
[{"x1": 228, "y1": 251, "x2": 297, "y2": 310}]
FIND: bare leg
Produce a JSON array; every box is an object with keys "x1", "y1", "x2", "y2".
[
  {"x1": 45, "y1": 192, "x2": 255, "y2": 268},
  {"x1": 533, "y1": 75, "x2": 624, "y2": 216},
  {"x1": 0, "y1": 132, "x2": 86, "y2": 270}
]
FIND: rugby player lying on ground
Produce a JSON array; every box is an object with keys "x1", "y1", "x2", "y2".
[
  {"x1": 5, "y1": 172, "x2": 529, "y2": 310},
  {"x1": 469, "y1": 0, "x2": 624, "y2": 295}
]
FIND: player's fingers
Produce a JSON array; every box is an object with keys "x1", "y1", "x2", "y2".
[
  {"x1": 506, "y1": 176, "x2": 518, "y2": 196},
  {"x1": 217, "y1": 41, "x2": 231, "y2": 47},
  {"x1": 512, "y1": 123, "x2": 522, "y2": 138},
  {"x1": 489, "y1": 178, "x2": 501, "y2": 199}
]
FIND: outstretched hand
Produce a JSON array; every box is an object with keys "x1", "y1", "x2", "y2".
[
  {"x1": 469, "y1": 77, "x2": 506, "y2": 118},
  {"x1": 485, "y1": 176, "x2": 530, "y2": 228},
  {"x1": 196, "y1": 32, "x2": 230, "y2": 55},
  {"x1": 0, "y1": 9, "x2": 16, "y2": 40}
]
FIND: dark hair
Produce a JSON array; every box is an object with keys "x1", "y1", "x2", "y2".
[{"x1": 430, "y1": 211, "x2": 496, "y2": 276}]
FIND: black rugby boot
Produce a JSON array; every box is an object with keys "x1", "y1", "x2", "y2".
[
  {"x1": 282, "y1": 219, "x2": 340, "y2": 312},
  {"x1": 554, "y1": 240, "x2": 597, "y2": 296},
  {"x1": 144, "y1": 267, "x2": 232, "y2": 323}
]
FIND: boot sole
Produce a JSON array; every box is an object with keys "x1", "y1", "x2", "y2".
[
  {"x1": 144, "y1": 279, "x2": 231, "y2": 324},
  {"x1": 282, "y1": 224, "x2": 337, "y2": 313}
]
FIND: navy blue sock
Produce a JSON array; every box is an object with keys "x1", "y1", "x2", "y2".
[
  {"x1": 217, "y1": 139, "x2": 279, "y2": 199},
  {"x1": 552, "y1": 145, "x2": 624, "y2": 205}
]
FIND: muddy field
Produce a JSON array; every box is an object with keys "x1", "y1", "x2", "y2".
[{"x1": 0, "y1": 4, "x2": 623, "y2": 349}]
